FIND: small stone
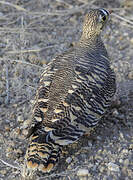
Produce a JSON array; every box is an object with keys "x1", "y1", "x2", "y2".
[
  {"x1": 97, "y1": 136, "x2": 102, "y2": 140},
  {"x1": 112, "y1": 109, "x2": 119, "y2": 116},
  {"x1": 99, "y1": 166, "x2": 105, "y2": 173},
  {"x1": 0, "y1": 12, "x2": 4, "y2": 16},
  {"x1": 0, "y1": 169, "x2": 7, "y2": 175},
  {"x1": 119, "y1": 132, "x2": 124, "y2": 139},
  {"x1": 119, "y1": 36, "x2": 124, "y2": 41},
  {"x1": 42, "y1": 59, "x2": 47, "y2": 65},
  {"x1": 13, "y1": 104, "x2": 17, "y2": 108},
  {"x1": 15, "y1": 127, "x2": 21, "y2": 135},
  {"x1": 119, "y1": 45, "x2": 128, "y2": 50},
  {"x1": 129, "y1": 144, "x2": 133, "y2": 150},
  {"x1": 107, "y1": 162, "x2": 120, "y2": 172},
  {"x1": 18, "y1": 134, "x2": 25, "y2": 140},
  {"x1": 22, "y1": 129, "x2": 28, "y2": 136},
  {"x1": 66, "y1": 157, "x2": 72, "y2": 164},
  {"x1": 95, "y1": 154, "x2": 103, "y2": 160},
  {"x1": 77, "y1": 168, "x2": 89, "y2": 176},
  {"x1": 17, "y1": 115, "x2": 24, "y2": 123},
  {"x1": 6, "y1": 146, "x2": 13, "y2": 153},
  {"x1": 67, "y1": 164, "x2": 73, "y2": 170},
  {"x1": 6, "y1": 153, "x2": 12, "y2": 158},
  {"x1": 9, "y1": 141, "x2": 15, "y2": 147},
  {"x1": 5, "y1": 125, "x2": 10, "y2": 132},
  {"x1": 30, "y1": 100, "x2": 35, "y2": 104},
  {"x1": 130, "y1": 38, "x2": 133, "y2": 44},
  {"x1": 88, "y1": 141, "x2": 92, "y2": 147},
  {"x1": 18, "y1": 157, "x2": 23, "y2": 162},
  {"x1": 22, "y1": 119, "x2": 31, "y2": 129},
  {"x1": 122, "y1": 167, "x2": 127, "y2": 174},
  {"x1": 97, "y1": 149, "x2": 102, "y2": 154},
  {"x1": 15, "y1": 148, "x2": 23, "y2": 155},
  {"x1": 122, "y1": 149, "x2": 128, "y2": 154},
  {"x1": 119, "y1": 159, "x2": 123, "y2": 163},
  {"x1": 124, "y1": 0, "x2": 133, "y2": 7},
  {"x1": 128, "y1": 71, "x2": 133, "y2": 80},
  {"x1": 11, "y1": 128, "x2": 21, "y2": 138},
  {"x1": 124, "y1": 159, "x2": 129, "y2": 166}
]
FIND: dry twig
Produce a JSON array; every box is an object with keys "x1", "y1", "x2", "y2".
[
  {"x1": 5, "y1": 65, "x2": 10, "y2": 104},
  {"x1": 0, "y1": 158, "x2": 20, "y2": 170},
  {"x1": 26, "y1": 0, "x2": 96, "y2": 16},
  {"x1": 0, "y1": 1, "x2": 27, "y2": 11},
  {"x1": 6, "y1": 45, "x2": 56, "y2": 54},
  {"x1": 112, "y1": 12, "x2": 133, "y2": 25},
  {"x1": 0, "y1": 58, "x2": 46, "y2": 70}
]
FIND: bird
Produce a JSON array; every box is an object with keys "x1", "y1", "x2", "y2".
[{"x1": 22, "y1": 8, "x2": 116, "y2": 178}]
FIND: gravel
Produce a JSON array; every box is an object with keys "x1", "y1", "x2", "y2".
[
  {"x1": 107, "y1": 162, "x2": 120, "y2": 172},
  {"x1": 77, "y1": 168, "x2": 89, "y2": 176}
]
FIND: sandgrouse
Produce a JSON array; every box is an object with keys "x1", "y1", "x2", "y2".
[{"x1": 22, "y1": 8, "x2": 116, "y2": 177}]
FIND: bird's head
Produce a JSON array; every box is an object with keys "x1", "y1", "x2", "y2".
[{"x1": 82, "y1": 9, "x2": 111, "y2": 40}]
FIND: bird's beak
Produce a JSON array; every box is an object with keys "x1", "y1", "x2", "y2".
[{"x1": 108, "y1": 9, "x2": 113, "y2": 14}]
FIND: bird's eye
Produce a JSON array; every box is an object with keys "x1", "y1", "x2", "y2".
[
  {"x1": 99, "y1": 9, "x2": 109, "y2": 22},
  {"x1": 102, "y1": 15, "x2": 106, "y2": 21}
]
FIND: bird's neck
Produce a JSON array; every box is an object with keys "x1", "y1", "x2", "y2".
[
  {"x1": 77, "y1": 35, "x2": 108, "y2": 57},
  {"x1": 79, "y1": 34, "x2": 101, "y2": 47}
]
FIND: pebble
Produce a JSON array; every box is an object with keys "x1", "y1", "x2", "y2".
[
  {"x1": 97, "y1": 149, "x2": 102, "y2": 154},
  {"x1": 0, "y1": 12, "x2": 4, "y2": 16},
  {"x1": 99, "y1": 166, "x2": 105, "y2": 173},
  {"x1": 128, "y1": 71, "x2": 133, "y2": 80},
  {"x1": 88, "y1": 141, "x2": 92, "y2": 147},
  {"x1": 22, "y1": 119, "x2": 31, "y2": 129},
  {"x1": 22, "y1": 129, "x2": 28, "y2": 136},
  {"x1": 30, "y1": 100, "x2": 35, "y2": 104},
  {"x1": 66, "y1": 157, "x2": 72, "y2": 164},
  {"x1": 15, "y1": 148, "x2": 23, "y2": 155},
  {"x1": 18, "y1": 134, "x2": 25, "y2": 140},
  {"x1": 122, "y1": 149, "x2": 128, "y2": 154},
  {"x1": 6, "y1": 152, "x2": 12, "y2": 158},
  {"x1": 12, "y1": 104, "x2": 17, "y2": 108},
  {"x1": 119, "y1": 159, "x2": 123, "y2": 163},
  {"x1": 4, "y1": 124, "x2": 10, "y2": 132},
  {"x1": 95, "y1": 154, "x2": 103, "y2": 160},
  {"x1": 11, "y1": 128, "x2": 21, "y2": 138},
  {"x1": 17, "y1": 115, "x2": 24, "y2": 123},
  {"x1": 77, "y1": 168, "x2": 89, "y2": 176},
  {"x1": 119, "y1": 132, "x2": 124, "y2": 140},
  {"x1": 129, "y1": 144, "x2": 133, "y2": 150},
  {"x1": 112, "y1": 109, "x2": 119, "y2": 116},
  {"x1": 6, "y1": 146, "x2": 13, "y2": 153},
  {"x1": 107, "y1": 162, "x2": 120, "y2": 172},
  {"x1": 124, "y1": 159, "x2": 129, "y2": 166},
  {"x1": 0, "y1": 169, "x2": 7, "y2": 175},
  {"x1": 119, "y1": 36, "x2": 124, "y2": 41},
  {"x1": 130, "y1": 38, "x2": 133, "y2": 44},
  {"x1": 124, "y1": 0, "x2": 133, "y2": 7},
  {"x1": 18, "y1": 157, "x2": 23, "y2": 163}
]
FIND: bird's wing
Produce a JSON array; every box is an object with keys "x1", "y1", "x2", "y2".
[
  {"x1": 27, "y1": 51, "x2": 116, "y2": 141},
  {"x1": 27, "y1": 50, "x2": 76, "y2": 136},
  {"x1": 46, "y1": 57, "x2": 116, "y2": 145}
]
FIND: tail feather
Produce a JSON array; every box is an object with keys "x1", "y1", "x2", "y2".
[{"x1": 22, "y1": 133, "x2": 61, "y2": 177}]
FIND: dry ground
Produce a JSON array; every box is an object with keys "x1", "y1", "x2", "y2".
[{"x1": 0, "y1": 0, "x2": 133, "y2": 180}]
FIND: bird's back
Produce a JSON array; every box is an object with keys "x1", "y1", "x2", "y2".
[{"x1": 31, "y1": 41, "x2": 115, "y2": 129}]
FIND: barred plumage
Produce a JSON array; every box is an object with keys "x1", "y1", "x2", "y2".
[{"x1": 22, "y1": 8, "x2": 116, "y2": 178}]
